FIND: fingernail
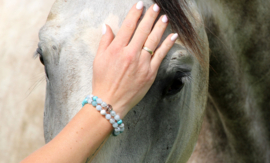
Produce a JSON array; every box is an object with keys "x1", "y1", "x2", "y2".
[
  {"x1": 102, "y1": 24, "x2": 106, "y2": 35},
  {"x1": 153, "y1": 4, "x2": 160, "y2": 12},
  {"x1": 162, "y1": 15, "x2": 168, "y2": 23},
  {"x1": 171, "y1": 33, "x2": 178, "y2": 41},
  {"x1": 136, "y1": 1, "x2": 143, "y2": 10}
]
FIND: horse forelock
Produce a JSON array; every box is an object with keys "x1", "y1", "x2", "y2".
[{"x1": 153, "y1": 0, "x2": 205, "y2": 65}]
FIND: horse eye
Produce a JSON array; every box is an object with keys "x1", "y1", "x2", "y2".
[
  {"x1": 164, "y1": 71, "x2": 189, "y2": 96},
  {"x1": 36, "y1": 47, "x2": 49, "y2": 79},
  {"x1": 36, "y1": 48, "x2": 44, "y2": 65}
]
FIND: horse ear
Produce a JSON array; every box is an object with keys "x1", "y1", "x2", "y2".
[{"x1": 153, "y1": 0, "x2": 203, "y2": 60}]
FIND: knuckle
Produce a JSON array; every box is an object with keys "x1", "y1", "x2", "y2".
[
  {"x1": 147, "y1": 35, "x2": 159, "y2": 45},
  {"x1": 157, "y1": 22, "x2": 165, "y2": 29},
  {"x1": 124, "y1": 53, "x2": 135, "y2": 63},
  {"x1": 123, "y1": 19, "x2": 135, "y2": 30},
  {"x1": 164, "y1": 41, "x2": 172, "y2": 49},
  {"x1": 138, "y1": 61, "x2": 147, "y2": 71},
  {"x1": 148, "y1": 11, "x2": 156, "y2": 19},
  {"x1": 143, "y1": 70, "x2": 155, "y2": 82},
  {"x1": 127, "y1": 47, "x2": 138, "y2": 56},
  {"x1": 150, "y1": 74, "x2": 157, "y2": 82},
  {"x1": 110, "y1": 44, "x2": 122, "y2": 53},
  {"x1": 156, "y1": 51, "x2": 165, "y2": 61},
  {"x1": 147, "y1": 73, "x2": 155, "y2": 81},
  {"x1": 145, "y1": 71, "x2": 152, "y2": 80},
  {"x1": 138, "y1": 26, "x2": 151, "y2": 35}
]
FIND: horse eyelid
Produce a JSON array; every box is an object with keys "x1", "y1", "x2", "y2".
[
  {"x1": 176, "y1": 71, "x2": 192, "y2": 84},
  {"x1": 37, "y1": 47, "x2": 43, "y2": 55}
]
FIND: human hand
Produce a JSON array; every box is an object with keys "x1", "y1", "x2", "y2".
[{"x1": 92, "y1": 1, "x2": 178, "y2": 118}]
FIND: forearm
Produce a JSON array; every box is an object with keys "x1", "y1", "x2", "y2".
[{"x1": 21, "y1": 104, "x2": 113, "y2": 163}]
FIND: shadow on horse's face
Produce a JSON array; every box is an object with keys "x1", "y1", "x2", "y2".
[{"x1": 37, "y1": 0, "x2": 209, "y2": 162}]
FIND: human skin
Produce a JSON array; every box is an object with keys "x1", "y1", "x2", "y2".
[{"x1": 21, "y1": 1, "x2": 178, "y2": 163}]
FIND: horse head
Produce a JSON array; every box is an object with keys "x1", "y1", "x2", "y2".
[{"x1": 37, "y1": 0, "x2": 209, "y2": 162}]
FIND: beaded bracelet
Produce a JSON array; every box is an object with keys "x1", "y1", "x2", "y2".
[{"x1": 82, "y1": 95, "x2": 125, "y2": 136}]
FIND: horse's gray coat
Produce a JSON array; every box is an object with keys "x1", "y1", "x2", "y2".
[
  {"x1": 38, "y1": 0, "x2": 209, "y2": 162},
  {"x1": 187, "y1": 0, "x2": 270, "y2": 162}
]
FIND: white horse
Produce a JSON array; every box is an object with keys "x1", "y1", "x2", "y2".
[
  {"x1": 38, "y1": 0, "x2": 209, "y2": 162},
  {"x1": 38, "y1": 0, "x2": 270, "y2": 162}
]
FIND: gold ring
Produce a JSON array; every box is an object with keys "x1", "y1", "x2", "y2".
[{"x1": 143, "y1": 47, "x2": 154, "y2": 56}]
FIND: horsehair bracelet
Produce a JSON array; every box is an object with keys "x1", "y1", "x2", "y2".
[{"x1": 82, "y1": 95, "x2": 125, "y2": 136}]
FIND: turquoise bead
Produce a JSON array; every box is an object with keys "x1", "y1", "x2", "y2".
[
  {"x1": 82, "y1": 98, "x2": 88, "y2": 107},
  {"x1": 113, "y1": 131, "x2": 120, "y2": 136},
  {"x1": 93, "y1": 96, "x2": 98, "y2": 101},
  {"x1": 91, "y1": 101, "x2": 97, "y2": 107},
  {"x1": 117, "y1": 120, "x2": 123, "y2": 125}
]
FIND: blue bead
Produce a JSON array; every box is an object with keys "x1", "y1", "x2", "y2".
[
  {"x1": 92, "y1": 101, "x2": 97, "y2": 107},
  {"x1": 93, "y1": 96, "x2": 98, "y2": 101},
  {"x1": 117, "y1": 120, "x2": 123, "y2": 125},
  {"x1": 82, "y1": 98, "x2": 88, "y2": 107}
]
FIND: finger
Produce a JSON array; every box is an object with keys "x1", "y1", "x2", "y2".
[
  {"x1": 97, "y1": 24, "x2": 114, "y2": 54},
  {"x1": 112, "y1": 1, "x2": 144, "y2": 47},
  {"x1": 140, "y1": 15, "x2": 168, "y2": 61},
  {"x1": 150, "y1": 33, "x2": 179, "y2": 72},
  {"x1": 129, "y1": 3, "x2": 160, "y2": 50}
]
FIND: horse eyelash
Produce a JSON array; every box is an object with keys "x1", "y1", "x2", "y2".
[
  {"x1": 181, "y1": 75, "x2": 192, "y2": 84},
  {"x1": 174, "y1": 68, "x2": 192, "y2": 84},
  {"x1": 33, "y1": 50, "x2": 39, "y2": 59},
  {"x1": 33, "y1": 47, "x2": 43, "y2": 59}
]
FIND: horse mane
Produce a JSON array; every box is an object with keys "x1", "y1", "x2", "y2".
[{"x1": 153, "y1": 0, "x2": 202, "y2": 59}]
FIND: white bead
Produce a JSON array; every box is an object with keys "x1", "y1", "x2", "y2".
[
  {"x1": 114, "y1": 115, "x2": 120, "y2": 121},
  {"x1": 110, "y1": 111, "x2": 116, "y2": 117},
  {"x1": 100, "y1": 110, "x2": 106, "y2": 115},
  {"x1": 96, "y1": 105, "x2": 102, "y2": 111},
  {"x1": 90, "y1": 95, "x2": 94, "y2": 99},
  {"x1": 110, "y1": 119, "x2": 115, "y2": 124},
  {"x1": 120, "y1": 127, "x2": 125, "y2": 132},
  {"x1": 101, "y1": 102, "x2": 107, "y2": 107},
  {"x1": 114, "y1": 131, "x2": 120, "y2": 136},
  {"x1": 87, "y1": 98, "x2": 92, "y2": 104},
  {"x1": 105, "y1": 114, "x2": 111, "y2": 119},
  {"x1": 113, "y1": 123, "x2": 118, "y2": 128},
  {"x1": 119, "y1": 123, "x2": 124, "y2": 128},
  {"x1": 97, "y1": 98, "x2": 102, "y2": 104},
  {"x1": 115, "y1": 127, "x2": 120, "y2": 132}
]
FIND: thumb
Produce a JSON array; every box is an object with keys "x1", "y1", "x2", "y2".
[{"x1": 97, "y1": 24, "x2": 114, "y2": 54}]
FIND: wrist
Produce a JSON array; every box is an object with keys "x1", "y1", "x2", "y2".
[
  {"x1": 83, "y1": 93, "x2": 126, "y2": 136},
  {"x1": 91, "y1": 91, "x2": 129, "y2": 119}
]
